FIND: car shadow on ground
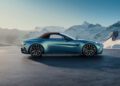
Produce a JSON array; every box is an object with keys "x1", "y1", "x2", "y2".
[{"x1": 27, "y1": 55, "x2": 120, "y2": 70}]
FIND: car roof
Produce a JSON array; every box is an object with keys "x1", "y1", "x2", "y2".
[{"x1": 40, "y1": 32, "x2": 60, "y2": 38}]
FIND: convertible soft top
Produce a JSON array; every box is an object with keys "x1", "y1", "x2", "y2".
[{"x1": 40, "y1": 32, "x2": 60, "y2": 38}]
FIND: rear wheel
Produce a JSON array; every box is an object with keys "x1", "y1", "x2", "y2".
[
  {"x1": 82, "y1": 43, "x2": 97, "y2": 56},
  {"x1": 29, "y1": 44, "x2": 44, "y2": 57}
]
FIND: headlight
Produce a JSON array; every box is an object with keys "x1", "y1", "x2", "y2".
[
  {"x1": 21, "y1": 42, "x2": 26, "y2": 46},
  {"x1": 21, "y1": 42, "x2": 24, "y2": 45}
]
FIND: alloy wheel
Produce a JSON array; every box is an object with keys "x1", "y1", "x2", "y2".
[
  {"x1": 30, "y1": 44, "x2": 43, "y2": 57},
  {"x1": 82, "y1": 44, "x2": 96, "y2": 56}
]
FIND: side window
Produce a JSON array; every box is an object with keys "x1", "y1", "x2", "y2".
[{"x1": 49, "y1": 34, "x2": 64, "y2": 39}]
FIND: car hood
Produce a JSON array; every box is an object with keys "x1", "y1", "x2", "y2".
[{"x1": 24, "y1": 38, "x2": 40, "y2": 42}]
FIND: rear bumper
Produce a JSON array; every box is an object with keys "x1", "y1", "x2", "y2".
[{"x1": 21, "y1": 47, "x2": 28, "y2": 54}]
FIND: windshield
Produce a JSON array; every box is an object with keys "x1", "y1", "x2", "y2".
[{"x1": 61, "y1": 33, "x2": 75, "y2": 40}]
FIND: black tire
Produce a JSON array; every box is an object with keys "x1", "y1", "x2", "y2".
[
  {"x1": 82, "y1": 43, "x2": 97, "y2": 56},
  {"x1": 29, "y1": 44, "x2": 44, "y2": 57}
]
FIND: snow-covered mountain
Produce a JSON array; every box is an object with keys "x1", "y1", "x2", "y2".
[
  {"x1": 95, "y1": 21, "x2": 120, "y2": 42},
  {"x1": 0, "y1": 21, "x2": 120, "y2": 47},
  {"x1": 22, "y1": 21, "x2": 120, "y2": 43},
  {"x1": 102, "y1": 21, "x2": 120, "y2": 48},
  {"x1": 26, "y1": 21, "x2": 120, "y2": 43},
  {"x1": 64, "y1": 22, "x2": 106, "y2": 41},
  {"x1": 64, "y1": 21, "x2": 120, "y2": 42},
  {"x1": 108, "y1": 21, "x2": 120, "y2": 31},
  {"x1": 104, "y1": 31, "x2": 120, "y2": 48}
]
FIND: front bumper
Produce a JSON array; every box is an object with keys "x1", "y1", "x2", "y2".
[{"x1": 21, "y1": 47, "x2": 28, "y2": 54}]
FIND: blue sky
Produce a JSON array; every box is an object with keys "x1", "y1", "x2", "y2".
[{"x1": 0, "y1": 0, "x2": 120, "y2": 30}]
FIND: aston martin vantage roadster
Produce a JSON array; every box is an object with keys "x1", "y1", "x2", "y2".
[{"x1": 21, "y1": 32, "x2": 103, "y2": 57}]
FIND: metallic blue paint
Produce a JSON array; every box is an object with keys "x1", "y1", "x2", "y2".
[{"x1": 21, "y1": 33, "x2": 103, "y2": 55}]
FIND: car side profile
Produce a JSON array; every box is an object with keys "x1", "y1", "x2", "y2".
[{"x1": 21, "y1": 32, "x2": 103, "y2": 57}]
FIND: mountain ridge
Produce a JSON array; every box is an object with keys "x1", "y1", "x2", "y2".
[{"x1": 0, "y1": 21, "x2": 120, "y2": 45}]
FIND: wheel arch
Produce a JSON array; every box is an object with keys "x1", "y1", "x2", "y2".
[
  {"x1": 28, "y1": 43, "x2": 45, "y2": 54},
  {"x1": 82, "y1": 43, "x2": 97, "y2": 55}
]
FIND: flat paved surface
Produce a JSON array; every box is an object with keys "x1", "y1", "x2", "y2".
[{"x1": 0, "y1": 46, "x2": 120, "y2": 86}]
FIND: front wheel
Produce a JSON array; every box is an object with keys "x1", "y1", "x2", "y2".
[
  {"x1": 29, "y1": 44, "x2": 44, "y2": 57},
  {"x1": 82, "y1": 43, "x2": 97, "y2": 56}
]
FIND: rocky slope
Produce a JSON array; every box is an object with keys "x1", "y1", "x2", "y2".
[
  {"x1": 64, "y1": 22, "x2": 106, "y2": 42},
  {"x1": 104, "y1": 31, "x2": 120, "y2": 48}
]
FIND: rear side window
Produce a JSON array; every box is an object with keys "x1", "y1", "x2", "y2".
[{"x1": 49, "y1": 34, "x2": 64, "y2": 39}]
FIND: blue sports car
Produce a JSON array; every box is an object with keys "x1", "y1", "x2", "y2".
[{"x1": 21, "y1": 32, "x2": 103, "y2": 57}]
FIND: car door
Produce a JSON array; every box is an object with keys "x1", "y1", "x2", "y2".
[{"x1": 46, "y1": 34, "x2": 80, "y2": 54}]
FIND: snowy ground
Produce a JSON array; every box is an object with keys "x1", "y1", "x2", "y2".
[
  {"x1": 104, "y1": 38, "x2": 120, "y2": 49},
  {"x1": 0, "y1": 42, "x2": 11, "y2": 46}
]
